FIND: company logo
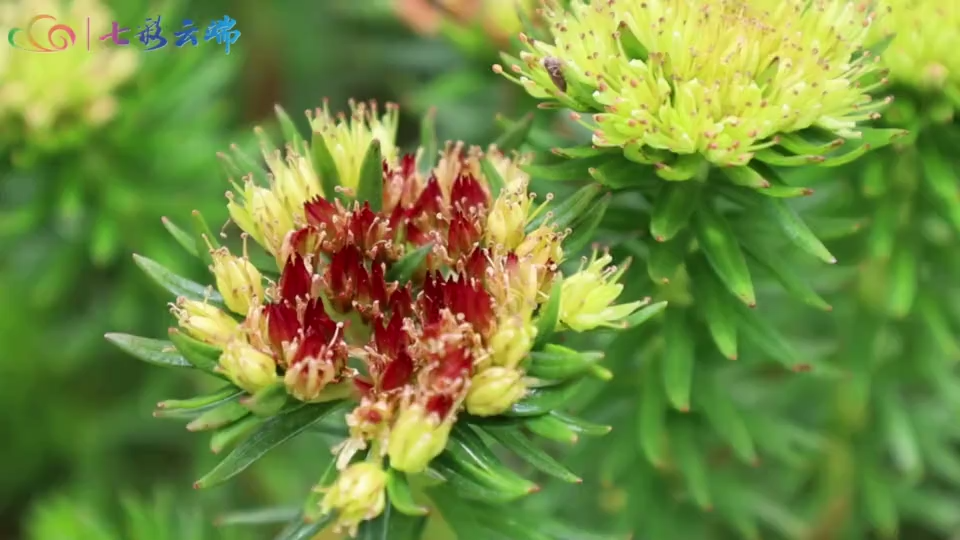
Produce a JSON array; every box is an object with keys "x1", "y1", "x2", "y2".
[{"x1": 7, "y1": 14, "x2": 240, "y2": 54}]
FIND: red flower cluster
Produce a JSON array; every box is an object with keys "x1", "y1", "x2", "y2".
[{"x1": 253, "y1": 144, "x2": 556, "y2": 435}]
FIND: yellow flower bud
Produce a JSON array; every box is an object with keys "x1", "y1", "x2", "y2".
[
  {"x1": 872, "y1": 0, "x2": 960, "y2": 95},
  {"x1": 210, "y1": 248, "x2": 264, "y2": 315},
  {"x1": 486, "y1": 188, "x2": 532, "y2": 250},
  {"x1": 172, "y1": 299, "x2": 238, "y2": 346},
  {"x1": 309, "y1": 100, "x2": 399, "y2": 191},
  {"x1": 488, "y1": 318, "x2": 535, "y2": 369},
  {"x1": 320, "y1": 462, "x2": 388, "y2": 536},
  {"x1": 219, "y1": 339, "x2": 278, "y2": 394},
  {"x1": 466, "y1": 366, "x2": 527, "y2": 416},
  {"x1": 559, "y1": 250, "x2": 644, "y2": 332},
  {"x1": 227, "y1": 179, "x2": 296, "y2": 259},
  {"x1": 387, "y1": 405, "x2": 452, "y2": 473},
  {"x1": 262, "y1": 143, "x2": 322, "y2": 219},
  {"x1": 516, "y1": 225, "x2": 564, "y2": 268}
]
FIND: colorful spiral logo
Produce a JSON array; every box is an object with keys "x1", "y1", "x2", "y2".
[{"x1": 7, "y1": 14, "x2": 76, "y2": 53}]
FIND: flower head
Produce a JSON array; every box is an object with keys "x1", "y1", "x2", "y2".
[
  {"x1": 0, "y1": 0, "x2": 137, "y2": 136},
  {"x1": 872, "y1": 0, "x2": 960, "y2": 98},
  {"x1": 319, "y1": 462, "x2": 388, "y2": 536},
  {"x1": 126, "y1": 105, "x2": 642, "y2": 536},
  {"x1": 498, "y1": 0, "x2": 888, "y2": 167}
]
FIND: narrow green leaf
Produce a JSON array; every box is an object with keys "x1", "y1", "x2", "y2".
[
  {"x1": 806, "y1": 217, "x2": 865, "y2": 240},
  {"x1": 104, "y1": 333, "x2": 192, "y2": 368},
  {"x1": 674, "y1": 422, "x2": 712, "y2": 509},
  {"x1": 548, "y1": 411, "x2": 611, "y2": 436},
  {"x1": 690, "y1": 261, "x2": 739, "y2": 359},
  {"x1": 168, "y1": 328, "x2": 222, "y2": 373},
  {"x1": 484, "y1": 425, "x2": 581, "y2": 483},
  {"x1": 312, "y1": 130, "x2": 341, "y2": 201},
  {"x1": 158, "y1": 386, "x2": 241, "y2": 411},
  {"x1": 588, "y1": 158, "x2": 658, "y2": 191},
  {"x1": 191, "y1": 210, "x2": 220, "y2": 266},
  {"x1": 624, "y1": 300, "x2": 668, "y2": 328},
  {"x1": 662, "y1": 307, "x2": 694, "y2": 411},
  {"x1": 274, "y1": 105, "x2": 304, "y2": 150},
  {"x1": 357, "y1": 504, "x2": 426, "y2": 540},
  {"x1": 525, "y1": 414, "x2": 579, "y2": 444},
  {"x1": 885, "y1": 246, "x2": 918, "y2": 318},
  {"x1": 195, "y1": 402, "x2": 346, "y2": 489},
  {"x1": 720, "y1": 165, "x2": 769, "y2": 189},
  {"x1": 133, "y1": 254, "x2": 224, "y2": 304},
  {"x1": 210, "y1": 415, "x2": 264, "y2": 454},
  {"x1": 638, "y1": 359, "x2": 668, "y2": 467},
  {"x1": 738, "y1": 236, "x2": 832, "y2": 311},
  {"x1": 386, "y1": 470, "x2": 428, "y2": 516},
  {"x1": 699, "y1": 381, "x2": 757, "y2": 464},
  {"x1": 187, "y1": 400, "x2": 249, "y2": 432},
  {"x1": 529, "y1": 183, "x2": 603, "y2": 232},
  {"x1": 860, "y1": 465, "x2": 898, "y2": 537},
  {"x1": 526, "y1": 344, "x2": 603, "y2": 380},
  {"x1": 533, "y1": 278, "x2": 563, "y2": 350},
  {"x1": 240, "y1": 382, "x2": 289, "y2": 417},
  {"x1": 161, "y1": 216, "x2": 199, "y2": 257},
  {"x1": 448, "y1": 425, "x2": 539, "y2": 495},
  {"x1": 563, "y1": 194, "x2": 611, "y2": 255},
  {"x1": 216, "y1": 506, "x2": 300, "y2": 527},
  {"x1": 648, "y1": 232, "x2": 689, "y2": 284},
  {"x1": 759, "y1": 198, "x2": 836, "y2": 264},
  {"x1": 753, "y1": 148, "x2": 822, "y2": 167},
  {"x1": 357, "y1": 139, "x2": 384, "y2": 211},
  {"x1": 494, "y1": 113, "x2": 534, "y2": 152},
  {"x1": 521, "y1": 155, "x2": 609, "y2": 181},
  {"x1": 418, "y1": 108, "x2": 438, "y2": 176},
  {"x1": 878, "y1": 393, "x2": 923, "y2": 481},
  {"x1": 650, "y1": 182, "x2": 699, "y2": 242},
  {"x1": 480, "y1": 156, "x2": 506, "y2": 200},
  {"x1": 551, "y1": 146, "x2": 619, "y2": 159},
  {"x1": 734, "y1": 304, "x2": 805, "y2": 370},
  {"x1": 509, "y1": 380, "x2": 582, "y2": 416},
  {"x1": 694, "y1": 201, "x2": 756, "y2": 306},
  {"x1": 274, "y1": 513, "x2": 332, "y2": 540},
  {"x1": 387, "y1": 243, "x2": 433, "y2": 284},
  {"x1": 432, "y1": 455, "x2": 532, "y2": 503}
]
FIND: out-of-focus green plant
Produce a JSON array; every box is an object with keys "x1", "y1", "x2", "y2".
[
  {"x1": 801, "y1": 1, "x2": 960, "y2": 538},
  {"x1": 25, "y1": 489, "x2": 254, "y2": 540},
  {"x1": 0, "y1": 0, "x2": 246, "y2": 525}
]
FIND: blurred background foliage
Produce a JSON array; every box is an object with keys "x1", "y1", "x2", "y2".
[{"x1": 3, "y1": 0, "x2": 960, "y2": 539}]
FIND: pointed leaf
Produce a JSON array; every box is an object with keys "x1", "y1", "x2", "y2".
[
  {"x1": 674, "y1": 422, "x2": 712, "y2": 509},
  {"x1": 240, "y1": 382, "x2": 289, "y2": 417},
  {"x1": 186, "y1": 400, "x2": 250, "y2": 432},
  {"x1": 529, "y1": 183, "x2": 603, "y2": 232},
  {"x1": 699, "y1": 381, "x2": 756, "y2": 464},
  {"x1": 274, "y1": 105, "x2": 304, "y2": 151},
  {"x1": 759, "y1": 198, "x2": 836, "y2": 264},
  {"x1": 651, "y1": 182, "x2": 699, "y2": 242},
  {"x1": 548, "y1": 411, "x2": 611, "y2": 436},
  {"x1": 694, "y1": 201, "x2": 756, "y2": 306},
  {"x1": 387, "y1": 243, "x2": 433, "y2": 285},
  {"x1": 311, "y1": 131, "x2": 341, "y2": 201},
  {"x1": 357, "y1": 504, "x2": 426, "y2": 540},
  {"x1": 210, "y1": 415, "x2": 264, "y2": 454},
  {"x1": 508, "y1": 379, "x2": 582, "y2": 417},
  {"x1": 357, "y1": 139, "x2": 384, "y2": 211},
  {"x1": 158, "y1": 386, "x2": 241, "y2": 411},
  {"x1": 624, "y1": 300, "x2": 668, "y2": 328},
  {"x1": 105, "y1": 333, "x2": 192, "y2": 368},
  {"x1": 587, "y1": 158, "x2": 658, "y2": 191},
  {"x1": 191, "y1": 210, "x2": 221, "y2": 266},
  {"x1": 525, "y1": 414, "x2": 579, "y2": 444},
  {"x1": 133, "y1": 254, "x2": 224, "y2": 304},
  {"x1": 885, "y1": 246, "x2": 918, "y2": 318},
  {"x1": 720, "y1": 165, "x2": 769, "y2": 189},
  {"x1": 738, "y1": 235, "x2": 832, "y2": 311},
  {"x1": 533, "y1": 278, "x2": 563, "y2": 350},
  {"x1": 494, "y1": 113, "x2": 534, "y2": 152},
  {"x1": 431, "y1": 455, "x2": 532, "y2": 503},
  {"x1": 639, "y1": 359, "x2": 668, "y2": 467},
  {"x1": 690, "y1": 261, "x2": 739, "y2": 359},
  {"x1": 526, "y1": 344, "x2": 603, "y2": 380},
  {"x1": 161, "y1": 217, "x2": 199, "y2": 257},
  {"x1": 274, "y1": 513, "x2": 332, "y2": 540},
  {"x1": 480, "y1": 156, "x2": 506, "y2": 200},
  {"x1": 521, "y1": 155, "x2": 609, "y2": 182},
  {"x1": 662, "y1": 307, "x2": 694, "y2": 411},
  {"x1": 168, "y1": 328, "x2": 223, "y2": 373},
  {"x1": 386, "y1": 470, "x2": 428, "y2": 516},
  {"x1": 734, "y1": 304, "x2": 805, "y2": 370},
  {"x1": 195, "y1": 402, "x2": 346, "y2": 488},
  {"x1": 484, "y1": 425, "x2": 581, "y2": 483},
  {"x1": 563, "y1": 194, "x2": 611, "y2": 255},
  {"x1": 648, "y1": 232, "x2": 688, "y2": 284},
  {"x1": 217, "y1": 506, "x2": 300, "y2": 527}
]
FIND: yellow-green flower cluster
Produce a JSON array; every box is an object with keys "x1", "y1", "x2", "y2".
[
  {"x1": 0, "y1": 0, "x2": 137, "y2": 134},
  {"x1": 871, "y1": 0, "x2": 960, "y2": 101},
  {"x1": 498, "y1": 0, "x2": 888, "y2": 167}
]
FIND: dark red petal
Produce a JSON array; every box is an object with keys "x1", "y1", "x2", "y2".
[
  {"x1": 291, "y1": 332, "x2": 326, "y2": 365},
  {"x1": 381, "y1": 351, "x2": 414, "y2": 392},
  {"x1": 304, "y1": 195, "x2": 339, "y2": 230},
  {"x1": 264, "y1": 302, "x2": 299, "y2": 350},
  {"x1": 303, "y1": 298, "x2": 338, "y2": 342},
  {"x1": 388, "y1": 285, "x2": 413, "y2": 319},
  {"x1": 279, "y1": 254, "x2": 312, "y2": 301},
  {"x1": 354, "y1": 376, "x2": 374, "y2": 397},
  {"x1": 434, "y1": 346, "x2": 473, "y2": 383},
  {"x1": 450, "y1": 173, "x2": 488, "y2": 211},
  {"x1": 447, "y1": 212, "x2": 479, "y2": 259},
  {"x1": 425, "y1": 394, "x2": 454, "y2": 418},
  {"x1": 410, "y1": 177, "x2": 443, "y2": 219},
  {"x1": 463, "y1": 247, "x2": 488, "y2": 280}
]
